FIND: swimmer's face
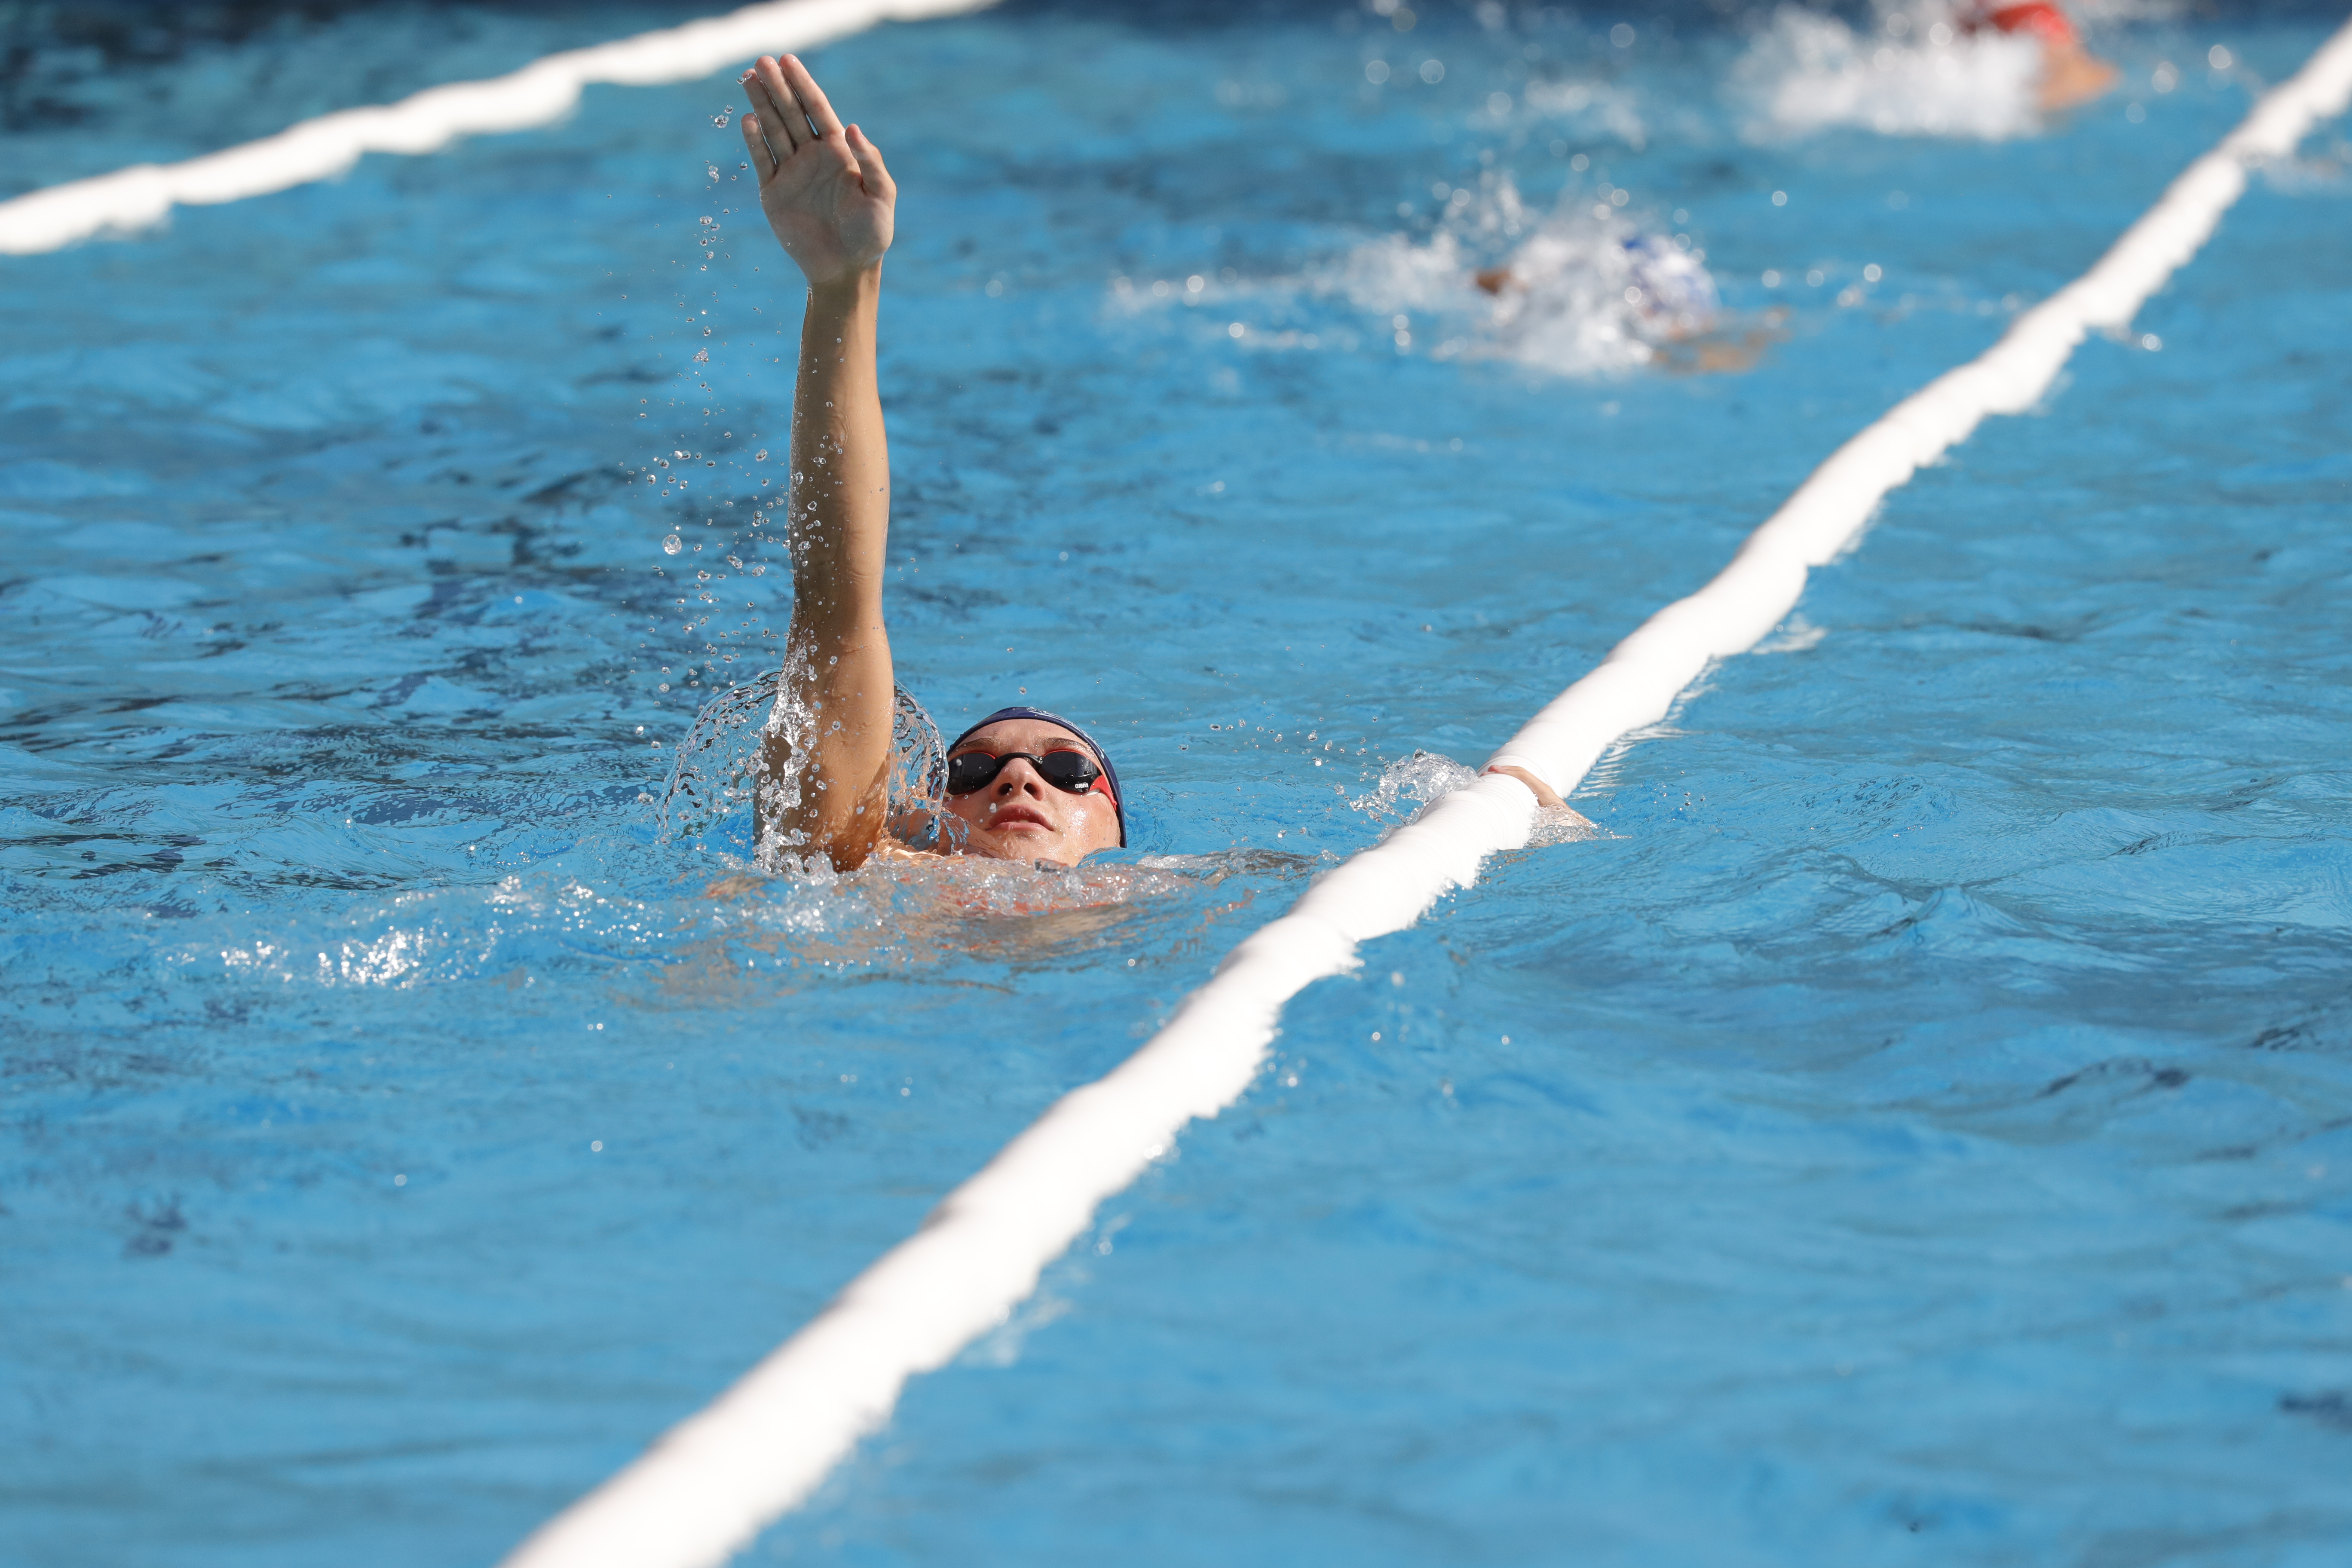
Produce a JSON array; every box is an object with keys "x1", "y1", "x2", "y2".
[{"x1": 942, "y1": 719, "x2": 1122, "y2": 867}]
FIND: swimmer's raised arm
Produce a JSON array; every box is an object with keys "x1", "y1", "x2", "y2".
[{"x1": 740, "y1": 53, "x2": 899, "y2": 869}]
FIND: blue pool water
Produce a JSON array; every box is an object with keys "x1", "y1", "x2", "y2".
[{"x1": 5, "y1": 3, "x2": 2351, "y2": 1564}]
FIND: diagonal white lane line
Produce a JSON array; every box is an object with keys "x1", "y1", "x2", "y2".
[
  {"x1": 503, "y1": 15, "x2": 2352, "y2": 1568},
  {"x1": 0, "y1": 0, "x2": 1000, "y2": 256}
]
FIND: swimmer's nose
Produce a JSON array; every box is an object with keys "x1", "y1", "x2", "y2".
[{"x1": 992, "y1": 757, "x2": 1052, "y2": 799}]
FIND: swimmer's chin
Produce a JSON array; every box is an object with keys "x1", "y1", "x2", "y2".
[{"x1": 962, "y1": 832, "x2": 1090, "y2": 868}]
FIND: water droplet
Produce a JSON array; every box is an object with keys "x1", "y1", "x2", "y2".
[{"x1": 662, "y1": 534, "x2": 683, "y2": 554}]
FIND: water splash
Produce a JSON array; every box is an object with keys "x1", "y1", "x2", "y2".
[
  {"x1": 657, "y1": 663, "x2": 945, "y2": 868},
  {"x1": 1732, "y1": 5, "x2": 2043, "y2": 141},
  {"x1": 1484, "y1": 221, "x2": 1719, "y2": 363},
  {"x1": 190, "y1": 848, "x2": 1225, "y2": 996},
  {"x1": 1353, "y1": 749, "x2": 1483, "y2": 827},
  {"x1": 1353, "y1": 750, "x2": 1600, "y2": 848},
  {"x1": 1328, "y1": 175, "x2": 1717, "y2": 374}
]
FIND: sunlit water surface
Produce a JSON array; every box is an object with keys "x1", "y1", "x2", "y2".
[{"x1": 4, "y1": 3, "x2": 2350, "y2": 1565}]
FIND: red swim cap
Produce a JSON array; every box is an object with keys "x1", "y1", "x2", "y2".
[{"x1": 1988, "y1": 2, "x2": 2078, "y2": 47}]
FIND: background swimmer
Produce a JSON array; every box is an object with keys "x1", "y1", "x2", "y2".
[
  {"x1": 1476, "y1": 228, "x2": 1719, "y2": 337},
  {"x1": 1732, "y1": 0, "x2": 2112, "y2": 141},
  {"x1": 1470, "y1": 213, "x2": 1785, "y2": 374},
  {"x1": 737, "y1": 54, "x2": 1125, "y2": 873},
  {"x1": 1965, "y1": 1, "x2": 2116, "y2": 111}
]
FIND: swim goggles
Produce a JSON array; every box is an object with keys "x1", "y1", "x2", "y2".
[{"x1": 946, "y1": 747, "x2": 1112, "y2": 799}]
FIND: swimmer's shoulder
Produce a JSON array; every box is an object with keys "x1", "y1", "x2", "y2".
[{"x1": 871, "y1": 836, "x2": 951, "y2": 864}]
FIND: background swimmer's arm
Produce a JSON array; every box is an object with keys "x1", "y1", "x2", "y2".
[
  {"x1": 1486, "y1": 765, "x2": 1600, "y2": 831},
  {"x1": 1485, "y1": 765, "x2": 1567, "y2": 808},
  {"x1": 2037, "y1": 41, "x2": 2117, "y2": 113},
  {"x1": 739, "y1": 54, "x2": 900, "y2": 869}
]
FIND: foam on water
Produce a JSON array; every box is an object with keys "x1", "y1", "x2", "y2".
[
  {"x1": 1518, "y1": 74, "x2": 1653, "y2": 151},
  {"x1": 1734, "y1": 5, "x2": 2047, "y2": 141},
  {"x1": 1326, "y1": 175, "x2": 1719, "y2": 372},
  {"x1": 1126, "y1": 174, "x2": 1724, "y2": 379}
]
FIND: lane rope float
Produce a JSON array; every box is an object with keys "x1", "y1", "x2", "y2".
[
  {"x1": 0, "y1": 0, "x2": 1000, "y2": 256},
  {"x1": 501, "y1": 18, "x2": 2352, "y2": 1568}
]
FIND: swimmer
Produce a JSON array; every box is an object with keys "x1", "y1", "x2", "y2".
[
  {"x1": 1963, "y1": 1, "x2": 2117, "y2": 112},
  {"x1": 736, "y1": 55, "x2": 1125, "y2": 872},
  {"x1": 1475, "y1": 230, "x2": 1718, "y2": 339},
  {"x1": 1473, "y1": 220, "x2": 1780, "y2": 374},
  {"x1": 735, "y1": 54, "x2": 1583, "y2": 868}
]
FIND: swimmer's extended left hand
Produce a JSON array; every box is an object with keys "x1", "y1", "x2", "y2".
[{"x1": 739, "y1": 54, "x2": 895, "y2": 288}]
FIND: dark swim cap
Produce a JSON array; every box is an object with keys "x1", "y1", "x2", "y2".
[{"x1": 947, "y1": 706, "x2": 1125, "y2": 847}]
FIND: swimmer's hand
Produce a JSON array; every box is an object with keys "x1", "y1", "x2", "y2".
[
  {"x1": 2038, "y1": 43, "x2": 2118, "y2": 113},
  {"x1": 739, "y1": 54, "x2": 895, "y2": 288}
]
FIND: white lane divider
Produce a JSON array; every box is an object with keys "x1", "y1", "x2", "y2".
[
  {"x1": 0, "y1": 0, "x2": 998, "y2": 257},
  {"x1": 496, "y1": 17, "x2": 2351, "y2": 1568}
]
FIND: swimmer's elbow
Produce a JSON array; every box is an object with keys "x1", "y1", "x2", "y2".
[{"x1": 1485, "y1": 763, "x2": 1567, "y2": 809}]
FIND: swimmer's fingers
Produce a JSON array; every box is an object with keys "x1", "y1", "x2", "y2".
[
  {"x1": 738, "y1": 67, "x2": 792, "y2": 164},
  {"x1": 747, "y1": 56, "x2": 809, "y2": 153},
  {"x1": 845, "y1": 124, "x2": 894, "y2": 204},
  {"x1": 778, "y1": 54, "x2": 845, "y2": 140},
  {"x1": 738, "y1": 106, "x2": 779, "y2": 181}
]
